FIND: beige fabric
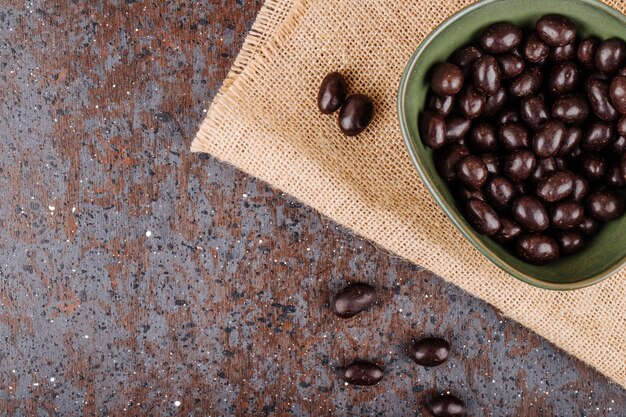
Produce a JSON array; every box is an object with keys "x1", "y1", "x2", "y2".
[{"x1": 192, "y1": 0, "x2": 626, "y2": 386}]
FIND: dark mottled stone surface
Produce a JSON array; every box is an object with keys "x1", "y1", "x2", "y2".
[{"x1": 0, "y1": 1, "x2": 624, "y2": 416}]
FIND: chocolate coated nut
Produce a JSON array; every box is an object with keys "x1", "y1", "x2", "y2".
[
  {"x1": 586, "y1": 77, "x2": 619, "y2": 121},
  {"x1": 318, "y1": 72, "x2": 348, "y2": 114},
  {"x1": 497, "y1": 53, "x2": 525, "y2": 79},
  {"x1": 338, "y1": 94, "x2": 374, "y2": 136},
  {"x1": 605, "y1": 164, "x2": 626, "y2": 188},
  {"x1": 523, "y1": 34, "x2": 550, "y2": 63},
  {"x1": 571, "y1": 175, "x2": 590, "y2": 202},
  {"x1": 586, "y1": 190, "x2": 624, "y2": 221},
  {"x1": 510, "y1": 66, "x2": 542, "y2": 97},
  {"x1": 428, "y1": 394, "x2": 466, "y2": 417},
  {"x1": 532, "y1": 120, "x2": 566, "y2": 158},
  {"x1": 530, "y1": 157, "x2": 558, "y2": 183},
  {"x1": 609, "y1": 76, "x2": 626, "y2": 114},
  {"x1": 558, "y1": 127, "x2": 582, "y2": 157},
  {"x1": 473, "y1": 55, "x2": 501, "y2": 96},
  {"x1": 451, "y1": 45, "x2": 483, "y2": 77},
  {"x1": 436, "y1": 144, "x2": 470, "y2": 181},
  {"x1": 428, "y1": 93, "x2": 454, "y2": 116},
  {"x1": 551, "y1": 94, "x2": 589, "y2": 124},
  {"x1": 578, "y1": 216, "x2": 600, "y2": 237},
  {"x1": 556, "y1": 231, "x2": 585, "y2": 255},
  {"x1": 504, "y1": 149, "x2": 536, "y2": 182},
  {"x1": 577, "y1": 37, "x2": 600, "y2": 71},
  {"x1": 579, "y1": 153, "x2": 607, "y2": 180},
  {"x1": 456, "y1": 155, "x2": 489, "y2": 189},
  {"x1": 420, "y1": 111, "x2": 446, "y2": 149},
  {"x1": 512, "y1": 196, "x2": 550, "y2": 232},
  {"x1": 536, "y1": 171, "x2": 575, "y2": 203},
  {"x1": 481, "y1": 153, "x2": 500, "y2": 176},
  {"x1": 499, "y1": 122, "x2": 529, "y2": 150},
  {"x1": 520, "y1": 96, "x2": 549, "y2": 130},
  {"x1": 480, "y1": 22, "x2": 522, "y2": 53},
  {"x1": 486, "y1": 176, "x2": 516, "y2": 211},
  {"x1": 457, "y1": 85, "x2": 485, "y2": 119},
  {"x1": 550, "y1": 43, "x2": 576, "y2": 62},
  {"x1": 549, "y1": 62, "x2": 579, "y2": 96},
  {"x1": 445, "y1": 116, "x2": 472, "y2": 142},
  {"x1": 551, "y1": 201, "x2": 584, "y2": 229},
  {"x1": 409, "y1": 338, "x2": 450, "y2": 367},
  {"x1": 465, "y1": 198, "x2": 501, "y2": 235},
  {"x1": 595, "y1": 38, "x2": 626, "y2": 75},
  {"x1": 456, "y1": 186, "x2": 485, "y2": 202},
  {"x1": 483, "y1": 86, "x2": 508, "y2": 116},
  {"x1": 469, "y1": 123, "x2": 498, "y2": 153},
  {"x1": 431, "y1": 62, "x2": 464, "y2": 96},
  {"x1": 331, "y1": 283, "x2": 376, "y2": 318},
  {"x1": 343, "y1": 361, "x2": 384, "y2": 386},
  {"x1": 493, "y1": 217, "x2": 522, "y2": 243},
  {"x1": 621, "y1": 153, "x2": 626, "y2": 181},
  {"x1": 516, "y1": 234, "x2": 560, "y2": 265},
  {"x1": 498, "y1": 107, "x2": 520, "y2": 124},
  {"x1": 619, "y1": 116, "x2": 626, "y2": 137},
  {"x1": 582, "y1": 121, "x2": 614, "y2": 152},
  {"x1": 536, "y1": 14, "x2": 576, "y2": 47}
]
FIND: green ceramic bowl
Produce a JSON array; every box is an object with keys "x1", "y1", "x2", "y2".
[{"x1": 398, "y1": 0, "x2": 626, "y2": 290}]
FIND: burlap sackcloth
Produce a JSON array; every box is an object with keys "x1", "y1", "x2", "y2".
[{"x1": 192, "y1": 0, "x2": 626, "y2": 386}]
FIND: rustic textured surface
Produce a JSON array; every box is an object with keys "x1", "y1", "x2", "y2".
[{"x1": 0, "y1": 1, "x2": 624, "y2": 416}]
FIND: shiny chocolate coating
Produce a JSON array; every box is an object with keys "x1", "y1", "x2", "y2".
[
  {"x1": 493, "y1": 217, "x2": 523, "y2": 243},
  {"x1": 621, "y1": 153, "x2": 626, "y2": 181},
  {"x1": 530, "y1": 158, "x2": 558, "y2": 184},
  {"x1": 338, "y1": 94, "x2": 374, "y2": 136},
  {"x1": 445, "y1": 116, "x2": 472, "y2": 142},
  {"x1": 331, "y1": 283, "x2": 376, "y2": 318},
  {"x1": 550, "y1": 43, "x2": 576, "y2": 62},
  {"x1": 556, "y1": 230, "x2": 585, "y2": 255},
  {"x1": 512, "y1": 195, "x2": 550, "y2": 232},
  {"x1": 595, "y1": 38, "x2": 626, "y2": 75},
  {"x1": 551, "y1": 201, "x2": 584, "y2": 229},
  {"x1": 486, "y1": 176, "x2": 516, "y2": 211},
  {"x1": 579, "y1": 153, "x2": 607, "y2": 180},
  {"x1": 420, "y1": 111, "x2": 446, "y2": 149},
  {"x1": 516, "y1": 234, "x2": 560, "y2": 265},
  {"x1": 536, "y1": 14, "x2": 576, "y2": 47},
  {"x1": 428, "y1": 394, "x2": 466, "y2": 417},
  {"x1": 456, "y1": 186, "x2": 486, "y2": 202},
  {"x1": 469, "y1": 123, "x2": 498, "y2": 153},
  {"x1": 428, "y1": 93, "x2": 455, "y2": 116},
  {"x1": 318, "y1": 72, "x2": 348, "y2": 114},
  {"x1": 497, "y1": 53, "x2": 525, "y2": 79},
  {"x1": 586, "y1": 190, "x2": 624, "y2": 221},
  {"x1": 431, "y1": 62, "x2": 464, "y2": 96},
  {"x1": 520, "y1": 96, "x2": 549, "y2": 130},
  {"x1": 577, "y1": 37, "x2": 600, "y2": 71},
  {"x1": 536, "y1": 171, "x2": 575, "y2": 203},
  {"x1": 498, "y1": 107, "x2": 520, "y2": 124},
  {"x1": 532, "y1": 120, "x2": 566, "y2": 158},
  {"x1": 586, "y1": 77, "x2": 619, "y2": 121},
  {"x1": 609, "y1": 75, "x2": 626, "y2": 114},
  {"x1": 343, "y1": 361, "x2": 384, "y2": 386},
  {"x1": 618, "y1": 116, "x2": 626, "y2": 137},
  {"x1": 558, "y1": 127, "x2": 582, "y2": 157},
  {"x1": 409, "y1": 337, "x2": 450, "y2": 367},
  {"x1": 483, "y1": 86, "x2": 508, "y2": 116},
  {"x1": 465, "y1": 198, "x2": 501, "y2": 235},
  {"x1": 451, "y1": 45, "x2": 483, "y2": 76},
  {"x1": 480, "y1": 22, "x2": 523, "y2": 53},
  {"x1": 551, "y1": 94, "x2": 589, "y2": 124},
  {"x1": 473, "y1": 55, "x2": 501, "y2": 96},
  {"x1": 504, "y1": 149, "x2": 536, "y2": 182},
  {"x1": 578, "y1": 216, "x2": 600, "y2": 237},
  {"x1": 457, "y1": 85, "x2": 485, "y2": 119},
  {"x1": 571, "y1": 174, "x2": 590, "y2": 202},
  {"x1": 481, "y1": 153, "x2": 500, "y2": 176},
  {"x1": 605, "y1": 163, "x2": 626, "y2": 188},
  {"x1": 523, "y1": 34, "x2": 550, "y2": 63},
  {"x1": 581, "y1": 121, "x2": 614, "y2": 152},
  {"x1": 436, "y1": 144, "x2": 470, "y2": 181},
  {"x1": 549, "y1": 62, "x2": 579, "y2": 96},
  {"x1": 456, "y1": 155, "x2": 489, "y2": 189},
  {"x1": 510, "y1": 66, "x2": 542, "y2": 97},
  {"x1": 500, "y1": 122, "x2": 529, "y2": 150}
]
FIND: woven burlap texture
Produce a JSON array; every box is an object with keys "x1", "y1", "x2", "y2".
[{"x1": 192, "y1": 0, "x2": 626, "y2": 386}]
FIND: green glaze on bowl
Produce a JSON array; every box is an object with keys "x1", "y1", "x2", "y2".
[{"x1": 398, "y1": 0, "x2": 626, "y2": 290}]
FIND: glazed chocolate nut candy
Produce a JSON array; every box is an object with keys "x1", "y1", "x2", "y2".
[
  {"x1": 420, "y1": 111, "x2": 447, "y2": 149},
  {"x1": 571, "y1": 174, "x2": 590, "y2": 202},
  {"x1": 605, "y1": 164, "x2": 626, "y2": 188},
  {"x1": 428, "y1": 93, "x2": 455, "y2": 116},
  {"x1": 516, "y1": 234, "x2": 560, "y2": 265},
  {"x1": 468, "y1": 123, "x2": 498, "y2": 153},
  {"x1": 621, "y1": 153, "x2": 626, "y2": 181},
  {"x1": 499, "y1": 122, "x2": 529, "y2": 151},
  {"x1": 549, "y1": 62, "x2": 579, "y2": 96},
  {"x1": 554, "y1": 157, "x2": 567, "y2": 170},
  {"x1": 450, "y1": 45, "x2": 483, "y2": 78},
  {"x1": 497, "y1": 53, "x2": 525, "y2": 79},
  {"x1": 409, "y1": 337, "x2": 450, "y2": 367},
  {"x1": 456, "y1": 186, "x2": 486, "y2": 202},
  {"x1": 510, "y1": 66, "x2": 542, "y2": 97},
  {"x1": 456, "y1": 155, "x2": 489, "y2": 190},
  {"x1": 483, "y1": 86, "x2": 508, "y2": 116},
  {"x1": 436, "y1": 144, "x2": 470, "y2": 181},
  {"x1": 318, "y1": 72, "x2": 348, "y2": 114},
  {"x1": 609, "y1": 75, "x2": 626, "y2": 114},
  {"x1": 550, "y1": 43, "x2": 576, "y2": 62},
  {"x1": 577, "y1": 37, "x2": 600, "y2": 71},
  {"x1": 581, "y1": 121, "x2": 615, "y2": 152},
  {"x1": 480, "y1": 22, "x2": 522, "y2": 53},
  {"x1": 551, "y1": 201, "x2": 585, "y2": 229},
  {"x1": 431, "y1": 62, "x2": 465, "y2": 96},
  {"x1": 498, "y1": 107, "x2": 520, "y2": 124},
  {"x1": 465, "y1": 198, "x2": 501, "y2": 235},
  {"x1": 556, "y1": 230, "x2": 585, "y2": 255},
  {"x1": 492, "y1": 217, "x2": 523, "y2": 243},
  {"x1": 520, "y1": 96, "x2": 549, "y2": 130},
  {"x1": 513, "y1": 181, "x2": 529, "y2": 196},
  {"x1": 481, "y1": 153, "x2": 500, "y2": 176},
  {"x1": 551, "y1": 94, "x2": 589, "y2": 124},
  {"x1": 473, "y1": 55, "x2": 501, "y2": 96},
  {"x1": 536, "y1": 171, "x2": 574, "y2": 204},
  {"x1": 536, "y1": 14, "x2": 576, "y2": 47},
  {"x1": 586, "y1": 78, "x2": 619, "y2": 121},
  {"x1": 530, "y1": 157, "x2": 558, "y2": 183},
  {"x1": 619, "y1": 116, "x2": 626, "y2": 137},
  {"x1": 428, "y1": 394, "x2": 466, "y2": 417},
  {"x1": 595, "y1": 38, "x2": 626, "y2": 75},
  {"x1": 338, "y1": 94, "x2": 374, "y2": 136},
  {"x1": 504, "y1": 149, "x2": 536, "y2": 182},
  {"x1": 331, "y1": 283, "x2": 376, "y2": 318},
  {"x1": 578, "y1": 216, "x2": 601, "y2": 237},
  {"x1": 523, "y1": 33, "x2": 550, "y2": 63},
  {"x1": 343, "y1": 361, "x2": 384, "y2": 386},
  {"x1": 579, "y1": 153, "x2": 607, "y2": 181},
  {"x1": 486, "y1": 176, "x2": 516, "y2": 211},
  {"x1": 445, "y1": 116, "x2": 472, "y2": 142},
  {"x1": 532, "y1": 120, "x2": 566, "y2": 158},
  {"x1": 457, "y1": 85, "x2": 485, "y2": 119},
  {"x1": 614, "y1": 135, "x2": 626, "y2": 153},
  {"x1": 512, "y1": 195, "x2": 550, "y2": 232},
  {"x1": 586, "y1": 190, "x2": 625, "y2": 221},
  {"x1": 558, "y1": 126, "x2": 582, "y2": 157}
]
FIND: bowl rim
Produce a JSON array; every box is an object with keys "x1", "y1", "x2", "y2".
[{"x1": 397, "y1": 0, "x2": 626, "y2": 291}]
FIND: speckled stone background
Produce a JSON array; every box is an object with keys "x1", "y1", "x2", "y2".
[{"x1": 0, "y1": 1, "x2": 624, "y2": 416}]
